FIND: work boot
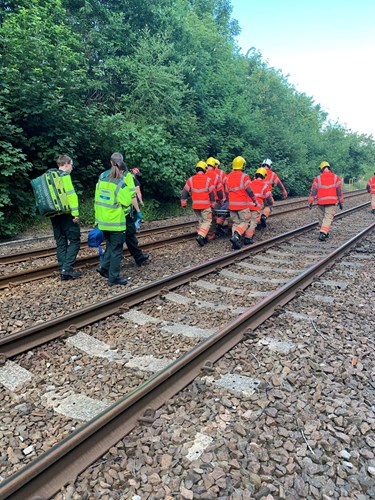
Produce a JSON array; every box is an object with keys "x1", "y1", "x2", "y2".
[
  {"x1": 61, "y1": 269, "x2": 82, "y2": 280},
  {"x1": 230, "y1": 231, "x2": 242, "y2": 250},
  {"x1": 216, "y1": 224, "x2": 226, "y2": 236},
  {"x1": 96, "y1": 267, "x2": 109, "y2": 278},
  {"x1": 319, "y1": 232, "x2": 328, "y2": 241},
  {"x1": 135, "y1": 253, "x2": 150, "y2": 266},
  {"x1": 372, "y1": 209, "x2": 375, "y2": 214},
  {"x1": 260, "y1": 214, "x2": 267, "y2": 228},
  {"x1": 108, "y1": 276, "x2": 128, "y2": 286},
  {"x1": 244, "y1": 237, "x2": 254, "y2": 245},
  {"x1": 255, "y1": 223, "x2": 262, "y2": 231},
  {"x1": 196, "y1": 235, "x2": 206, "y2": 247}
]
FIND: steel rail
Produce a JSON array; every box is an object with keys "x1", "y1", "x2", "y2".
[
  {"x1": 0, "y1": 232, "x2": 198, "y2": 289},
  {"x1": 0, "y1": 201, "x2": 369, "y2": 361},
  {"x1": 0, "y1": 223, "x2": 315, "y2": 360},
  {"x1": 0, "y1": 189, "x2": 367, "y2": 265},
  {"x1": 1, "y1": 219, "x2": 373, "y2": 500},
  {"x1": 0, "y1": 198, "x2": 370, "y2": 289}
]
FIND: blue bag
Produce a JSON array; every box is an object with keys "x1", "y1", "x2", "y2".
[{"x1": 88, "y1": 228, "x2": 105, "y2": 261}]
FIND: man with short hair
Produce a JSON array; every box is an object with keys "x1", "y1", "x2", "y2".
[{"x1": 51, "y1": 155, "x2": 81, "y2": 280}]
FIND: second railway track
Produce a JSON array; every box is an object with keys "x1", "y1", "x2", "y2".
[{"x1": 0, "y1": 201, "x2": 374, "y2": 499}]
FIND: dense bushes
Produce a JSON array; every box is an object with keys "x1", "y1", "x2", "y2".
[{"x1": 1, "y1": 0, "x2": 375, "y2": 237}]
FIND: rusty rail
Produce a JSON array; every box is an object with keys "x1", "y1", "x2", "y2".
[{"x1": 1, "y1": 220, "x2": 373, "y2": 500}]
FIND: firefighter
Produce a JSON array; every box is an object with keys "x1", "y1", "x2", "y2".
[
  {"x1": 181, "y1": 161, "x2": 216, "y2": 246},
  {"x1": 245, "y1": 168, "x2": 274, "y2": 244},
  {"x1": 205, "y1": 157, "x2": 224, "y2": 240},
  {"x1": 224, "y1": 156, "x2": 258, "y2": 250},
  {"x1": 51, "y1": 155, "x2": 81, "y2": 281},
  {"x1": 366, "y1": 172, "x2": 375, "y2": 214},
  {"x1": 207, "y1": 157, "x2": 229, "y2": 235},
  {"x1": 308, "y1": 161, "x2": 344, "y2": 241},
  {"x1": 259, "y1": 158, "x2": 288, "y2": 228},
  {"x1": 94, "y1": 156, "x2": 133, "y2": 285}
]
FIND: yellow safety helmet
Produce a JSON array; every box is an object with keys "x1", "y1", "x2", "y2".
[
  {"x1": 319, "y1": 161, "x2": 330, "y2": 170},
  {"x1": 232, "y1": 156, "x2": 246, "y2": 170},
  {"x1": 196, "y1": 160, "x2": 208, "y2": 172},
  {"x1": 213, "y1": 158, "x2": 221, "y2": 167},
  {"x1": 206, "y1": 157, "x2": 216, "y2": 167},
  {"x1": 255, "y1": 167, "x2": 267, "y2": 178}
]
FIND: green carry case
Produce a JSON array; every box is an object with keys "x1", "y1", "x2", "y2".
[{"x1": 31, "y1": 169, "x2": 69, "y2": 217}]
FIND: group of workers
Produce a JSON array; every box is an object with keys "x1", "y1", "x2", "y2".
[
  {"x1": 181, "y1": 156, "x2": 287, "y2": 249},
  {"x1": 182, "y1": 157, "x2": 374, "y2": 248},
  {"x1": 50, "y1": 153, "x2": 148, "y2": 286},
  {"x1": 44, "y1": 153, "x2": 375, "y2": 285}
]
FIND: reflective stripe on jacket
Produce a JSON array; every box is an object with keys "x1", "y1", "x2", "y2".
[
  {"x1": 225, "y1": 171, "x2": 252, "y2": 210},
  {"x1": 367, "y1": 176, "x2": 375, "y2": 194},
  {"x1": 308, "y1": 171, "x2": 344, "y2": 205},
  {"x1": 181, "y1": 173, "x2": 213, "y2": 209},
  {"x1": 55, "y1": 170, "x2": 79, "y2": 217},
  {"x1": 248, "y1": 179, "x2": 271, "y2": 211},
  {"x1": 94, "y1": 170, "x2": 133, "y2": 231},
  {"x1": 206, "y1": 167, "x2": 223, "y2": 201},
  {"x1": 264, "y1": 167, "x2": 287, "y2": 194}
]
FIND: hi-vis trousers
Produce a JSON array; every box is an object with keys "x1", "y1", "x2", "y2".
[{"x1": 318, "y1": 204, "x2": 337, "y2": 235}]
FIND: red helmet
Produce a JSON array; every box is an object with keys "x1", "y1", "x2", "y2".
[{"x1": 131, "y1": 168, "x2": 141, "y2": 175}]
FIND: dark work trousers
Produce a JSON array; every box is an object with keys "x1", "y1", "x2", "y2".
[
  {"x1": 125, "y1": 214, "x2": 143, "y2": 264},
  {"x1": 101, "y1": 230, "x2": 126, "y2": 283},
  {"x1": 51, "y1": 214, "x2": 81, "y2": 272}
]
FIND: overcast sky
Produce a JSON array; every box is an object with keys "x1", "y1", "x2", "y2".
[{"x1": 230, "y1": 0, "x2": 375, "y2": 137}]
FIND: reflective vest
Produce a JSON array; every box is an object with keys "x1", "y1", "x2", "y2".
[
  {"x1": 367, "y1": 176, "x2": 375, "y2": 194},
  {"x1": 216, "y1": 167, "x2": 227, "y2": 185},
  {"x1": 123, "y1": 171, "x2": 137, "y2": 216},
  {"x1": 94, "y1": 170, "x2": 133, "y2": 231},
  {"x1": 308, "y1": 171, "x2": 343, "y2": 205},
  {"x1": 182, "y1": 173, "x2": 213, "y2": 209},
  {"x1": 248, "y1": 179, "x2": 271, "y2": 211},
  {"x1": 206, "y1": 167, "x2": 223, "y2": 201},
  {"x1": 58, "y1": 171, "x2": 79, "y2": 217},
  {"x1": 264, "y1": 167, "x2": 287, "y2": 195},
  {"x1": 225, "y1": 171, "x2": 252, "y2": 210}
]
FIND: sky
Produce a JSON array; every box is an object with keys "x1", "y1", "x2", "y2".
[{"x1": 230, "y1": 0, "x2": 375, "y2": 137}]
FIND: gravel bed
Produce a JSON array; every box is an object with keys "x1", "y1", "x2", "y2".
[
  {"x1": 0, "y1": 195, "x2": 370, "y2": 340},
  {"x1": 52, "y1": 235, "x2": 375, "y2": 499}
]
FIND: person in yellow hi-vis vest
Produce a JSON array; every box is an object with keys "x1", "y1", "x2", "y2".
[
  {"x1": 51, "y1": 155, "x2": 81, "y2": 281},
  {"x1": 95, "y1": 155, "x2": 133, "y2": 286}
]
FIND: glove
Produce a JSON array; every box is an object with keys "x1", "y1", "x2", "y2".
[
  {"x1": 282, "y1": 191, "x2": 288, "y2": 199},
  {"x1": 338, "y1": 202, "x2": 343, "y2": 210},
  {"x1": 134, "y1": 219, "x2": 141, "y2": 232},
  {"x1": 137, "y1": 211, "x2": 143, "y2": 221},
  {"x1": 308, "y1": 203, "x2": 313, "y2": 209}
]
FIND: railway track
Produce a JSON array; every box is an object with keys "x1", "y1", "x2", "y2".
[
  {"x1": 0, "y1": 202, "x2": 373, "y2": 499},
  {"x1": 0, "y1": 190, "x2": 369, "y2": 289}
]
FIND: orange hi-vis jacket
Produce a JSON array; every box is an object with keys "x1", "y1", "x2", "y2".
[
  {"x1": 308, "y1": 170, "x2": 344, "y2": 205},
  {"x1": 367, "y1": 175, "x2": 375, "y2": 194},
  {"x1": 206, "y1": 167, "x2": 223, "y2": 201},
  {"x1": 264, "y1": 167, "x2": 287, "y2": 196},
  {"x1": 248, "y1": 179, "x2": 273, "y2": 211},
  {"x1": 225, "y1": 170, "x2": 256, "y2": 211},
  {"x1": 181, "y1": 172, "x2": 214, "y2": 209},
  {"x1": 216, "y1": 167, "x2": 227, "y2": 185}
]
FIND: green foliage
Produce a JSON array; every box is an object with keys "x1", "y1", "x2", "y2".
[{"x1": 1, "y1": 0, "x2": 375, "y2": 237}]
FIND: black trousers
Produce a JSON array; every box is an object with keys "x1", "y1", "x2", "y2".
[
  {"x1": 51, "y1": 214, "x2": 81, "y2": 271},
  {"x1": 125, "y1": 214, "x2": 143, "y2": 263},
  {"x1": 101, "y1": 230, "x2": 126, "y2": 283}
]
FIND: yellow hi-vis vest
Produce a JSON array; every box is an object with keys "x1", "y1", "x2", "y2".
[
  {"x1": 123, "y1": 171, "x2": 137, "y2": 215},
  {"x1": 94, "y1": 171, "x2": 133, "y2": 231}
]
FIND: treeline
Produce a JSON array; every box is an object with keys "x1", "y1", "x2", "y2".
[{"x1": 1, "y1": 0, "x2": 375, "y2": 236}]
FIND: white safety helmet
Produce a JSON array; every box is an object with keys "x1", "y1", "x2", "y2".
[{"x1": 262, "y1": 158, "x2": 272, "y2": 167}]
